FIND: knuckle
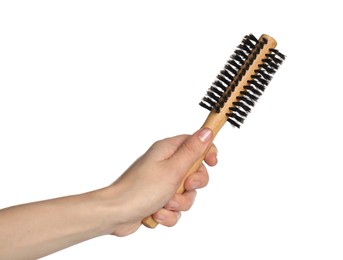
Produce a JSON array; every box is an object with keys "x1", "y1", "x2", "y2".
[
  {"x1": 164, "y1": 212, "x2": 181, "y2": 227},
  {"x1": 183, "y1": 190, "x2": 197, "y2": 211},
  {"x1": 180, "y1": 141, "x2": 196, "y2": 157}
]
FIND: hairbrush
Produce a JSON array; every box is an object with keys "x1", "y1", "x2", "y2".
[{"x1": 142, "y1": 33, "x2": 285, "y2": 228}]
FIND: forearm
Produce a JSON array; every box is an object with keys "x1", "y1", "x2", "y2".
[{"x1": 0, "y1": 188, "x2": 115, "y2": 260}]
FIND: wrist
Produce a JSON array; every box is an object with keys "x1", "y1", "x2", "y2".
[
  {"x1": 96, "y1": 182, "x2": 146, "y2": 237},
  {"x1": 88, "y1": 185, "x2": 126, "y2": 235}
]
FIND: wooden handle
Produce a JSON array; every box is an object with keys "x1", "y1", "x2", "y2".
[{"x1": 142, "y1": 34, "x2": 277, "y2": 228}]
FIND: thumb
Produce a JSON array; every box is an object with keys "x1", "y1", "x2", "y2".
[{"x1": 170, "y1": 128, "x2": 213, "y2": 176}]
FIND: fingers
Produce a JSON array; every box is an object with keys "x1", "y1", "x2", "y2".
[
  {"x1": 153, "y1": 190, "x2": 197, "y2": 227},
  {"x1": 152, "y1": 209, "x2": 181, "y2": 227},
  {"x1": 184, "y1": 164, "x2": 209, "y2": 190},
  {"x1": 169, "y1": 128, "x2": 213, "y2": 178},
  {"x1": 181, "y1": 144, "x2": 217, "y2": 190},
  {"x1": 141, "y1": 128, "x2": 217, "y2": 228},
  {"x1": 149, "y1": 129, "x2": 217, "y2": 167},
  {"x1": 164, "y1": 190, "x2": 197, "y2": 211},
  {"x1": 204, "y1": 143, "x2": 218, "y2": 167}
]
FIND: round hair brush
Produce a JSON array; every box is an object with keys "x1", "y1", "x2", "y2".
[{"x1": 142, "y1": 33, "x2": 286, "y2": 228}]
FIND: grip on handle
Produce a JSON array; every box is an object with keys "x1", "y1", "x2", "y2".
[
  {"x1": 142, "y1": 111, "x2": 225, "y2": 228},
  {"x1": 142, "y1": 150, "x2": 210, "y2": 228}
]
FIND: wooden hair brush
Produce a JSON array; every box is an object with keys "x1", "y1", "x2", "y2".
[{"x1": 142, "y1": 33, "x2": 285, "y2": 228}]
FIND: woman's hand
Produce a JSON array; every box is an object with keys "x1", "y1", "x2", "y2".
[{"x1": 107, "y1": 128, "x2": 218, "y2": 236}]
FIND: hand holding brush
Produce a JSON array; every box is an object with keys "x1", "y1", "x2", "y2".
[{"x1": 143, "y1": 33, "x2": 286, "y2": 228}]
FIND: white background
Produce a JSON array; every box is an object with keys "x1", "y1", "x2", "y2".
[{"x1": 1, "y1": 1, "x2": 342, "y2": 259}]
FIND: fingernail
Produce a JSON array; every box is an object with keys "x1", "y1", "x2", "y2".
[
  {"x1": 198, "y1": 128, "x2": 212, "y2": 143},
  {"x1": 177, "y1": 212, "x2": 181, "y2": 220},
  {"x1": 214, "y1": 146, "x2": 218, "y2": 156}
]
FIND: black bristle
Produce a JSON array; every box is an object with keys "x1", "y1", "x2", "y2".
[
  {"x1": 266, "y1": 53, "x2": 283, "y2": 65},
  {"x1": 248, "y1": 33, "x2": 258, "y2": 43},
  {"x1": 227, "y1": 118, "x2": 241, "y2": 128},
  {"x1": 207, "y1": 90, "x2": 220, "y2": 101},
  {"x1": 261, "y1": 37, "x2": 268, "y2": 44},
  {"x1": 234, "y1": 49, "x2": 248, "y2": 59},
  {"x1": 247, "y1": 79, "x2": 265, "y2": 92},
  {"x1": 199, "y1": 34, "x2": 285, "y2": 128},
  {"x1": 262, "y1": 58, "x2": 279, "y2": 70},
  {"x1": 204, "y1": 95, "x2": 217, "y2": 106},
  {"x1": 199, "y1": 98, "x2": 214, "y2": 111},
  {"x1": 199, "y1": 34, "x2": 258, "y2": 113},
  {"x1": 233, "y1": 101, "x2": 251, "y2": 113},
  {"x1": 210, "y1": 85, "x2": 224, "y2": 96},
  {"x1": 240, "y1": 90, "x2": 258, "y2": 101},
  {"x1": 230, "y1": 53, "x2": 244, "y2": 64},
  {"x1": 229, "y1": 106, "x2": 248, "y2": 117},
  {"x1": 238, "y1": 43, "x2": 251, "y2": 54},
  {"x1": 251, "y1": 74, "x2": 269, "y2": 86},
  {"x1": 225, "y1": 64, "x2": 238, "y2": 75},
  {"x1": 255, "y1": 69, "x2": 272, "y2": 81},
  {"x1": 228, "y1": 112, "x2": 244, "y2": 123},
  {"x1": 242, "y1": 35, "x2": 257, "y2": 49},
  {"x1": 221, "y1": 69, "x2": 234, "y2": 81},
  {"x1": 213, "y1": 80, "x2": 227, "y2": 91},
  {"x1": 244, "y1": 85, "x2": 262, "y2": 96},
  {"x1": 217, "y1": 74, "x2": 230, "y2": 86},
  {"x1": 258, "y1": 63, "x2": 276, "y2": 74},
  {"x1": 228, "y1": 60, "x2": 241, "y2": 70},
  {"x1": 269, "y1": 48, "x2": 286, "y2": 62},
  {"x1": 199, "y1": 102, "x2": 212, "y2": 111},
  {"x1": 237, "y1": 96, "x2": 254, "y2": 107}
]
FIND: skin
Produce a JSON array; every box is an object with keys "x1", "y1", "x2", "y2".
[{"x1": 0, "y1": 128, "x2": 217, "y2": 260}]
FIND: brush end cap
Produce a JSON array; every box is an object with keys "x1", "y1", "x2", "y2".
[{"x1": 261, "y1": 34, "x2": 277, "y2": 47}]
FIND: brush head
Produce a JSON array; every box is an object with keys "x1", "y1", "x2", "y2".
[{"x1": 199, "y1": 34, "x2": 285, "y2": 128}]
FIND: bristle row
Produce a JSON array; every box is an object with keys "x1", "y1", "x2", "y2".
[
  {"x1": 213, "y1": 38, "x2": 267, "y2": 112},
  {"x1": 226, "y1": 47, "x2": 285, "y2": 128},
  {"x1": 199, "y1": 34, "x2": 258, "y2": 112}
]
